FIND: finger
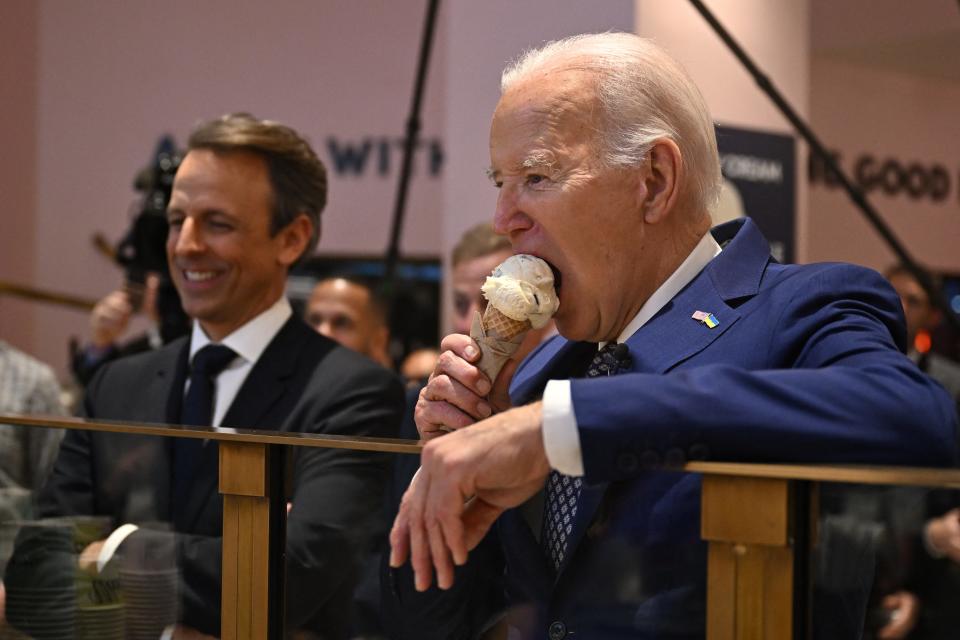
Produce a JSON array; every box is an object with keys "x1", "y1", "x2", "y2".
[
  {"x1": 388, "y1": 509, "x2": 410, "y2": 568},
  {"x1": 427, "y1": 480, "x2": 468, "y2": 569},
  {"x1": 401, "y1": 471, "x2": 434, "y2": 592},
  {"x1": 426, "y1": 519, "x2": 455, "y2": 590},
  {"x1": 409, "y1": 511, "x2": 433, "y2": 591},
  {"x1": 415, "y1": 396, "x2": 477, "y2": 439},
  {"x1": 423, "y1": 375, "x2": 493, "y2": 421},
  {"x1": 104, "y1": 292, "x2": 133, "y2": 314},
  {"x1": 439, "y1": 333, "x2": 483, "y2": 363},
  {"x1": 433, "y1": 349, "x2": 491, "y2": 398}
]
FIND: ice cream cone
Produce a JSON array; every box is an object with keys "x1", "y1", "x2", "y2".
[
  {"x1": 470, "y1": 307, "x2": 530, "y2": 384},
  {"x1": 469, "y1": 253, "x2": 558, "y2": 389}
]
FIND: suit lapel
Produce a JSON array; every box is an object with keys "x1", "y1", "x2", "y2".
[
  {"x1": 626, "y1": 274, "x2": 740, "y2": 374},
  {"x1": 220, "y1": 317, "x2": 304, "y2": 431}
]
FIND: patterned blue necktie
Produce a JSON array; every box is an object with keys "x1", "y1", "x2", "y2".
[
  {"x1": 542, "y1": 342, "x2": 630, "y2": 572},
  {"x1": 172, "y1": 344, "x2": 237, "y2": 506}
]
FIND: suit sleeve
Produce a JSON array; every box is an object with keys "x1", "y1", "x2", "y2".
[
  {"x1": 571, "y1": 265, "x2": 959, "y2": 484},
  {"x1": 276, "y1": 356, "x2": 405, "y2": 633}
]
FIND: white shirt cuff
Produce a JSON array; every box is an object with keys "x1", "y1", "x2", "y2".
[
  {"x1": 542, "y1": 380, "x2": 584, "y2": 477},
  {"x1": 96, "y1": 523, "x2": 139, "y2": 572}
]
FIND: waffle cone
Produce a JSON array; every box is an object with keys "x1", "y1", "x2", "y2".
[
  {"x1": 469, "y1": 307, "x2": 531, "y2": 385},
  {"x1": 482, "y1": 306, "x2": 531, "y2": 341}
]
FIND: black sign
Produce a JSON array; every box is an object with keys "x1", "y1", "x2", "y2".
[{"x1": 715, "y1": 124, "x2": 796, "y2": 263}]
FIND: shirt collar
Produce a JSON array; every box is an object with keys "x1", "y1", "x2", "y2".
[
  {"x1": 612, "y1": 230, "x2": 722, "y2": 345},
  {"x1": 189, "y1": 297, "x2": 293, "y2": 365}
]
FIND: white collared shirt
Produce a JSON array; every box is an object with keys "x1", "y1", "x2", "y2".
[
  {"x1": 542, "y1": 231, "x2": 722, "y2": 476},
  {"x1": 188, "y1": 296, "x2": 293, "y2": 428}
]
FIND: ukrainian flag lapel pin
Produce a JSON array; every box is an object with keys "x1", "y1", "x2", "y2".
[{"x1": 692, "y1": 310, "x2": 719, "y2": 329}]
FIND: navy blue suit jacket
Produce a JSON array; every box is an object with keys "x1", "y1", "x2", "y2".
[{"x1": 386, "y1": 219, "x2": 957, "y2": 640}]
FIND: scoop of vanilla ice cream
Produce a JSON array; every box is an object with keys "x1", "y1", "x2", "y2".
[{"x1": 481, "y1": 254, "x2": 559, "y2": 329}]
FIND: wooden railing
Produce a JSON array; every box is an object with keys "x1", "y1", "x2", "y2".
[{"x1": 3, "y1": 413, "x2": 959, "y2": 639}]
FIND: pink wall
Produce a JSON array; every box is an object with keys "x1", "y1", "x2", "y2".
[
  {"x1": 0, "y1": 0, "x2": 39, "y2": 352},
  {"x1": 807, "y1": 58, "x2": 960, "y2": 272},
  {"x1": 6, "y1": 0, "x2": 957, "y2": 379}
]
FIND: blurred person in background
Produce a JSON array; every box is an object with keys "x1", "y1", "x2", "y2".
[
  {"x1": 0, "y1": 341, "x2": 66, "y2": 624},
  {"x1": 306, "y1": 276, "x2": 392, "y2": 369},
  {"x1": 0, "y1": 342, "x2": 66, "y2": 492},
  {"x1": 863, "y1": 265, "x2": 960, "y2": 640},
  {"x1": 71, "y1": 273, "x2": 164, "y2": 385},
  {"x1": 885, "y1": 264, "x2": 960, "y2": 406}
]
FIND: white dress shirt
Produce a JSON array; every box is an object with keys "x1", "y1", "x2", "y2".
[
  {"x1": 187, "y1": 296, "x2": 293, "y2": 428},
  {"x1": 542, "y1": 231, "x2": 722, "y2": 476}
]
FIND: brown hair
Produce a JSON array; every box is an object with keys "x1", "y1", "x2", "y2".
[
  {"x1": 187, "y1": 113, "x2": 327, "y2": 261},
  {"x1": 452, "y1": 222, "x2": 511, "y2": 267}
]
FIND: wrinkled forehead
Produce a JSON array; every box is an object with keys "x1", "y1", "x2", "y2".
[{"x1": 495, "y1": 69, "x2": 600, "y2": 132}]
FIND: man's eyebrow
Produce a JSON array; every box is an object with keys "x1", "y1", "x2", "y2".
[
  {"x1": 486, "y1": 150, "x2": 556, "y2": 181},
  {"x1": 521, "y1": 150, "x2": 555, "y2": 170}
]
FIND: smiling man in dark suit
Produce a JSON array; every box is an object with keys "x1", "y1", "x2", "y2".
[
  {"x1": 386, "y1": 34, "x2": 958, "y2": 639},
  {"x1": 6, "y1": 113, "x2": 404, "y2": 639}
]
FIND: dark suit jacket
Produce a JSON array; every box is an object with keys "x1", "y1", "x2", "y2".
[
  {"x1": 7, "y1": 314, "x2": 404, "y2": 638},
  {"x1": 385, "y1": 218, "x2": 958, "y2": 640}
]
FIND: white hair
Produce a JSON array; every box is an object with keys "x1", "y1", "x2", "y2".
[{"x1": 501, "y1": 33, "x2": 722, "y2": 214}]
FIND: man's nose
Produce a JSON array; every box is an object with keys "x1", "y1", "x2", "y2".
[
  {"x1": 173, "y1": 218, "x2": 205, "y2": 255},
  {"x1": 493, "y1": 187, "x2": 531, "y2": 237}
]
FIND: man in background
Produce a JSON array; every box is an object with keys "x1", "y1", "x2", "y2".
[
  {"x1": 6, "y1": 113, "x2": 404, "y2": 639},
  {"x1": 885, "y1": 264, "x2": 960, "y2": 405},
  {"x1": 0, "y1": 341, "x2": 66, "y2": 622},
  {"x1": 306, "y1": 276, "x2": 392, "y2": 369},
  {"x1": 0, "y1": 342, "x2": 65, "y2": 492}
]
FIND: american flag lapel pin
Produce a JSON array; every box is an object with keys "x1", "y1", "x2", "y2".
[{"x1": 692, "y1": 310, "x2": 719, "y2": 329}]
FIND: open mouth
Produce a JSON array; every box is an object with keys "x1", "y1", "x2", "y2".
[{"x1": 546, "y1": 261, "x2": 562, "y2": 293}]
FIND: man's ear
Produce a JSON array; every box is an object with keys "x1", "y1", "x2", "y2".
[
  {"x1": 277, "y1": 213, "x2": 314, "y2": 267},
  {"x1": 640, "y1": 139, "x2": 683, "y2": 225}
]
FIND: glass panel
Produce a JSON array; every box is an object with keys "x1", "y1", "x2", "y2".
[{"x1": 813, "y1": 482, "x2": 959, "y2": 640}]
